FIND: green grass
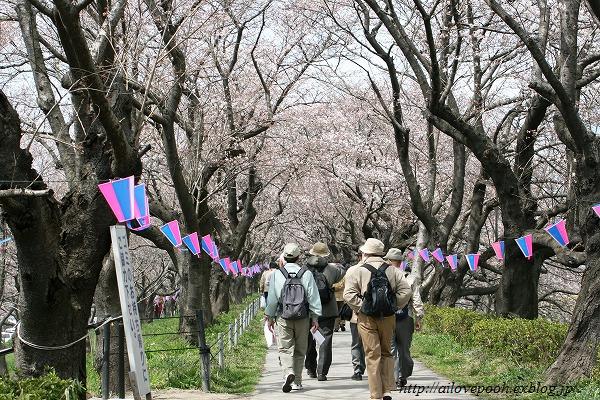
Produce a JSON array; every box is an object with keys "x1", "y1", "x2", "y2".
[
  {"x1": 412, "y1": 329, "x2": 600, "y2": 399},
  {"x1": 86, "y1": 295, "x2": 267, "y2": 395}
]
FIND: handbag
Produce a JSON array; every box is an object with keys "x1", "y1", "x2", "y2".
[{"x1": 338, "y1": 303, "x2": 353, "y2": 321}]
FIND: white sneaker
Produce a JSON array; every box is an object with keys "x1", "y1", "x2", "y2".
[
  {"x1": 282, "y1": 373, "x2": 295, "y2": 393},
  {"x1": 383, "y1": 392, "x2": 393, "y2": 400},
  {"x1": 291, "y1": 382, "x2": 303, "y2": 390}
]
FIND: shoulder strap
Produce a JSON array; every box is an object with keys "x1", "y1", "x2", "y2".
[
  {"x1": 279, "y1": 267, "x2": 289, "y2": 279},
  {"x1": 379, "y1": 263, "x2": 389, "y2": 273},
  {"x1": 361, "y1": 263, "x2": 378, "y2": 274},
  {"x1": 296, "y1": 267, "x2": 307, "y2": 279}
]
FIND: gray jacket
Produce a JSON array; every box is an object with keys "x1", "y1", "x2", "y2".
[{"x1": 306, "y1": 256, "x2": 344, "y2": 318}]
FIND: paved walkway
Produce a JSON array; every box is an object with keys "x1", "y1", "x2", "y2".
[{"x1": 252, "y1": 329, "x2": 476, "y2": 400}]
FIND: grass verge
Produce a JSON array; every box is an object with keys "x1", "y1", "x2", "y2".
[
  {"x1": 412, "y1": 307, "x2": 600, "y2": 399},
  {"x1": 87, "y1": 294, "x2": 267, "y2": 395}
]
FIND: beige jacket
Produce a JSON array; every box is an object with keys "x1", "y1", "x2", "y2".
[
  {"x1": 405, "y1": 273, "x2": 424, "y2": 321},
  {"x1": 259, "y1": 269, "x2": 275, "y2": 293},
  {"x1": 343, "y1": 256, "x2": 412, "y2": 318}
]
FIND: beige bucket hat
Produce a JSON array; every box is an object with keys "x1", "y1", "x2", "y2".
[
  {"x1": 358, "y1": 238, "x2": 385, "y2": 256},
  {"x1": 384, "y1": 247, "x2": 403, "y2": 261},
  {"x1": 282, "y1": 243, "x2": 302, "y2": 258},
  {"x1": 309, "y1": 242, "x2": 330, "y2": 257}
]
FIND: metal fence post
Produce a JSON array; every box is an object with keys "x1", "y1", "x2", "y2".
[
  {"x1": 195, "y1": 310, "x2": 211, "y2": 392},
  {"x1": 117, "y1": 322, "x2": 125, "y2": 399},
  {"x1": 228, "y1": 323, "x2": 234, "y2": 350},
  {"x1": 101, "y1": 322, "x2": 111, "y2": 400},
  {"x1": 218, "y1": 333, "x2": 224, "y2": 370}
]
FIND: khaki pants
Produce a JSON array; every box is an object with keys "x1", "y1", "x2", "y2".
[
  {"x1": 276, "y1": 317, "x2": 310, "y2": 384},
  {"x1": 357, "y1": 313, "x2": 395, "y2": 399}
]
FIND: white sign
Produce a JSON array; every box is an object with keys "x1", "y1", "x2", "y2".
[{"x1": 110, "y1": 225, "x2": 151, "y2": 397}]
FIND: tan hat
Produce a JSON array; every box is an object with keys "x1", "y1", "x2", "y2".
[
  {"x1": 359, "y1": 238, "x2": 385, "y2": 256},
  {"x1": 309, "y1": 242, "x2": 330, "y2": 257},
  {"x1": 282, "y1": 243, "x2": 301, "y2": 259},
  {"x1": 384, "y1": 248, "x2": 403, "y2": 261}
]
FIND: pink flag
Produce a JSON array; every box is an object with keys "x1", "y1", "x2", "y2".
[
  {"x1": 419, "y1": 248, "x2": 430, "y2": 263},
  {"x1": 593, "y1": 203, "x2": 600, "y2": 218},
  {"x1": 98, "y1": 176, "x2": 135, "y2": 222},
  {"x1": 126, "y1": 184, "x2": 151, "y2": 231},
  {"x1": 400, "y1": 261, "x2": 408, "y2": 271},
  {"x1": 492, "y1": 241, "x2": 505, "y2": 261},
  {"x1": 160, "y1": 220, "x2": 182, "y2": 247},
  {"x1": 466, "y1": 253, "x2": 480, "y2": 272},
  {"x1": 515, "y1": 234, "x2": 533, "y2": 259},
  {"x1": 182, "y1": 232, "x2": 201, "y2": 256},
  {"x1": 544, "y1": 219, "x2": 570, "y2": 247},
  {"x1": 432, "y1": 248, "x2": 444, "y2": 263},
  {"x1": 446, "y1": 254, "x2": 458, "y2": 271}
]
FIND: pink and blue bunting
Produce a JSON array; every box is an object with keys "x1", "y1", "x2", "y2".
[
  {"x1": 126, "y1": 184, "x2": 151, "y2": 231},
  {"x1": 492, "y1": 241, "x2": 505, "y2": 261},
  {"x1": 231, "y1": 261, "x2": 239, "y2": 275},
  {"x1": 182, "y1": 232, "x2": 201, "y2": 256},
  {"x1": 466, "y1": 253, "x2": 480, "y2": 272},
  {"x1": 201, "y1": 234, "x2": 215, "y2": 258},
  {"x1": 515, "y1": 234, "x2": 533, "y2": 259},
  {"x1": 545, "y1": 219, "x2": 570, "y2": 247},
  {"x1": 98, "y1": 176, "x2": 135, "y2": 222},
  {"x1": 160, "y1": 220, "x2": 182, "y2": 247},
  {"x1": 400, "y1": 261, "x2": 409, "y2": 271},
  {"x1": 218, "y1": 259, "x2": 230, "y2": 275},
  {"x1": 432, "y1": 248, "x2": 444, "y2": 263},
  {"x1": 592, "y1": 203, "x2": 600, "y2": 218},
  {"x1": 446, "y1": 254, "x2": 458, "y2": 271},
  {"x1": 419, "y1": 248, "x2": 430, "y2": 263}
]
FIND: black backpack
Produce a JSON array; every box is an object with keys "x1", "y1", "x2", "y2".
[
  {"x1": 312, "y1": 269, "x2": 332, "y2": 304},
  {"x1": 277, "y1": 267, "x2": 309, "y2": 320},
  {"x1": 360, "y1": 264, "x2": 396, "y2": 318}
]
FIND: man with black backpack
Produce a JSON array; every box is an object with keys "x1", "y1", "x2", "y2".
[
  {"x1": 265, "y1": 243, "x2": 322, "y2": 393},
  {"x1": 304, "y1": 242, "x2": 344, "y2": 382},
  {"x1": 344, "y1": 238, "x2": 412, "y2": 400}
]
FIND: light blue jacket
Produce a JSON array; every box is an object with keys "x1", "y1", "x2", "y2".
[{"x1": 265, "y1": 263, "x2": 322, "y2": 322}]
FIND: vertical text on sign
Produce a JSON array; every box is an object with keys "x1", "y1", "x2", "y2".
[{"x1": 110, "y1": 225, "x2": 152, "y2": 397}]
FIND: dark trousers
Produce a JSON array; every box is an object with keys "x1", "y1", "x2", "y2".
[
  {"x1": 391, "y1": 316, "x2": 415, "y2": 379},
  {"x1": 305, "y1": 317, "x2": 336, "y2": 376},
  {"x1": 350, "y1": 322, "x2": 365, "y2": 375}
]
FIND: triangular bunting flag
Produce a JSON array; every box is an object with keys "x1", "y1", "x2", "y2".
[
  {"x1": 446, "y1": 254, "x2": 458, "y2": 271},
  {"x1": 432, "y1": 248, "x2": 444, "y2": 262},
  {"x1": 466, "y1": 253, "x2": 480, "y2": 272},
  {"x1": 160, "y1": 220, "x2": 182, "y2": 247},
  {"x1": 492, "y1": 241, "x2": 505, "y2": 261},
  {"x1": 419, "y1": 248, "x2": 430, "y2": 263},
  {"x1": 218, "y1": 259, "x2": 230, "y2": 275},
  {"x1": 593, "y1": 203, "x2": 600, "y2": 218},
  {"x1": 515, "y1": 234, "x2": 533, "y2": 259},
  {"x1": 182, "y1": 232, "x2": 201, "y2": 256},
  {"x1": 98, "y1": 176, "x2": 135, "y2": 222},
  {"x1": 544, "y1": 219, "x2": 570, "y2": 247},
  {"x1": 126, "y1": 184, "x2": 151, "y2": 231},
  {"x1": 400, "y1": 261, "x2": 408, "y2": 271},
  {"x1": 201, "y1": 235, "x2": 215, "y2": 258}
]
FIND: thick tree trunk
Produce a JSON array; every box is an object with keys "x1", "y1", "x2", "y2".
[
  {"x1": 93, "y1": 253, "x2": 130, "y2": 393},
  {"x1": 211, "y1": 268, "x2": 230, "y2": 317},
  {"x1": 427, "y1": 268, "x2": 466, "y2": 306},
  {"x1": 179, "y1": 254, "x2": 212, "y2": 344},
  {"x1": 546, "y1": 151, "x2": 600, "y2": 383},
  {"x1": 494, "y1": 239, "x2": 542, "y2": 319}
]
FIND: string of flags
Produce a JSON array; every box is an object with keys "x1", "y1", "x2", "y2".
[
  {"x1": 402, "y1": 204, "x2": 599, "y2": 272},
  {"x1": 98, "y1": 176, "x2": 266, "y2": 279}
]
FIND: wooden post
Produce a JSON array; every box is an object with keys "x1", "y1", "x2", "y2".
[
  {"x1": 228, "y1": 323, "x2": 234, "y2": 350},
  {"x1": 102, "y1": 322, "x2": 110, "y2": 400},
  {"x1": 118, "y1": 322, "x2": 125, "y2": 399},
  {"x1": 195, "y1": 310, "x2": 211, "y2": 392},
  {"x1": 234, "y1": 319, "x2": 239, "y2": 346},
  {"x1": 218, "y1": 333, "x2": 224, "y2": 370}
]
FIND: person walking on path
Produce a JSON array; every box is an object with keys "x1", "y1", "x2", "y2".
[
  {"x1": 265, "y1": 243, "x2": 322, "y2": 393},
  {"x1": 304, "y1": 242, "x2": 345, "y2": 381},
  {"x1": 332, "y1": 275, "x2": 346, "y2": 332},
  {"x1": 349, "y1": 309, "x2": 366, "y2": 381},
  {"x1": 344, "y1": 238, "x2": 412, "y2": 400},
  {"x1": 384, "y1": 248, "x2": 424, "y2": 389},
  {"x1": 260, "y1": 261, "x2": 278, "y2": 302}
]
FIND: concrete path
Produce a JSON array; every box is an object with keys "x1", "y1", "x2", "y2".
[{"x1": 252, "y1": 329, "x2": 476, "y2": 400}]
